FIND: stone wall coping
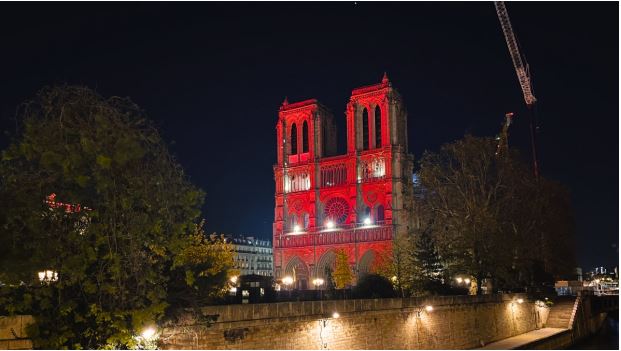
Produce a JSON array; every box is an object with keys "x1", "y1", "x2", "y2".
[{"x1": 187, "y1": 293, "x2": 527, "y2": 324}]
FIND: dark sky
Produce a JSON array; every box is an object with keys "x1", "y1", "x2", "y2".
[{"x1": 0, "y1": 2, "x2": 618, "y2": 271}]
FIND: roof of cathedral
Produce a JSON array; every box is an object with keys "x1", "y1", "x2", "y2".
[{"x1": 351, "y1": 72, "x2": 392, "y2": 96}]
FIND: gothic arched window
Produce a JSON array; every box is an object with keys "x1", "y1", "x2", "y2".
[
  {"x1": 290, "y1": 123, "x2": 298, "y2": 155},
  {"x1": 376, "y1": 205, "x2": 385, "y2": 222},
  {"x1": 364, "y1": 206, "x2": 371, "y2": 220},
  {"x1": 289, "y1": 214, "x2": 298, "y2": 230},
  {"x1": 375, "y1": 105, "x2": 382, "y2": 148},
  {"x1": 362, "y1": 108, "x2": 369, "y2": 150},
  {"x1": 302, "y1": 120, "x2": 309, "y2": 153}
]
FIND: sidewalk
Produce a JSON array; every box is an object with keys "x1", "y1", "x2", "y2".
[{"x1": 478, "y1": 328, "x2": 568, "y2": 349}]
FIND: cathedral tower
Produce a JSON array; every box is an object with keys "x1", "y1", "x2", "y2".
[{"x1": 273, "y1": 75, "x2": 414, "y2": 289}]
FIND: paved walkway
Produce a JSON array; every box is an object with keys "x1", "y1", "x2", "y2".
[{"x1": 478, "y1": 328, "x2": 568, "y2": 349}]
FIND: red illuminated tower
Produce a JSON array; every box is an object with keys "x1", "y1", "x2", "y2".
[{"x1": 273, "y1": 74, "x2": 415, "y2": 289}]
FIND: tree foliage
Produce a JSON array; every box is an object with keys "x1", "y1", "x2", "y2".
[
  {"x1": 416, "y1": 135, "x2": 577, "y2": 293},
  {"x1": 0, "y1": 86, "x2": 233, "y2": 348},
  {"x1": 353, "y1": 274, "x2": 395, "y2": 299},
  {"x1": 333, "y1": 249, "x2": 354, "y2": 289},
  {"x1": 410, "y1": 226, "x2": 446, "y2": 294}
]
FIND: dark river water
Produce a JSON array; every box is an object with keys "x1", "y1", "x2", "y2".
[{"x1": 568, "y1": 311, "x2": 619, "y2": 350}]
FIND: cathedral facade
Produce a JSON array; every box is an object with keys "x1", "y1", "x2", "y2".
[{"x1": 273, "y1": 75, "x2": 415, "y2": 289}]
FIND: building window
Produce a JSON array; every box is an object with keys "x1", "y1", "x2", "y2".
[
  {"x1": 364, "y1": 206, "x2": 371, "y2": 220},
  {"x1": 375, "y1": 105, "x2": 382, "y2": 148},
  {"x1": 362, "y1": 108, "x2": 369, "y2": 150},
  {"x1": 284, "y1": 171, "x2": 310, "y2": 193},
  {"x1": 302, "y1": 120, "x2": 309, "y2": 153},
  {"x1": 376, "y1": 205, "x2": 385, "y2": 221},
  {"x1": 303, "y1": 213, "x2": 310, "y2": 229},
  {"x1": 320, "y1": 164, "x2": 347, "y2": 187},
  {"x1": 291, "y1": 123, "x2": 298, "y2": 155},
  {"x1": 361, "y1": 157, "x2": 385, "y2": 181}
]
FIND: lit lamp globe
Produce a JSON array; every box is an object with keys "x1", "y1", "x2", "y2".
[
  {"x1": 282, "y1": 276, "x2": 294, "y2": 286},
  {"x1": 326, "y1": 220, "x2": 335, "y2": 229},
  {"x1": 141, "y1": 326, "x2": 156, "y2": 340},
  {"x1": 363, "y1": 217, "x2": 372, "y2": 226},
  {"x1": 313, "y1": 278, "x2": 324, "y2": 287}
]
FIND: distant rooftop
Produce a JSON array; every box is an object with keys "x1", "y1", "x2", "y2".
[{"x1": 223, "y1": 234, "x2": 272, "y2": 247}]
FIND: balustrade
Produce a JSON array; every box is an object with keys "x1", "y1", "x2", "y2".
[{"x1": 275, "y1": 225, "x2": 392, "y2": 248}]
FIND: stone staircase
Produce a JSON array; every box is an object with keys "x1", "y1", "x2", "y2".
[{"x1": 545, "y1": 296, "x2": 579, "y2": 329}]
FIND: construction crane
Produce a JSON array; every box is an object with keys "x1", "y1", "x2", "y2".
[
  {"x1": 495, "y1": 112, "x2": 514, "y2": 157},
  {"x1": 494, "y1": 1, "x2": 540, "y2": 177}
]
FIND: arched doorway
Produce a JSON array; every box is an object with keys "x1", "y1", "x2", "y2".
[
  {"x1": 358, "y1": 250, "x2": 376, "y2": 277},
  {"x1": 315, "y1": 250, "x2": 337, "y2": 287},
  {"x1": 284, "y1": 256, "x2": 309, "y2": 290}
]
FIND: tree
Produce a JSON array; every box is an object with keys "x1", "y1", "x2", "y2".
[
  {"x1": 0, "y1": 86, "x2": 231, "y2": 348},
  {"x1": 417, "y1": 135, "x2": 577, "y2": 294},
  {"x1": 167, "y1": 221, "x2": 238, "y2": 310},
  {"x1": 411, "y1": 226, "x2": 446, "y2": 294},
  {"x1": 373, "y1": 235, "x2": 414, "y2": 297},
  {"x1": 333, "y1": 249, "x2": 354, "y2": 289},
  {"x1": 353, "y1": 274, "x2": 395, "y2": 298}
]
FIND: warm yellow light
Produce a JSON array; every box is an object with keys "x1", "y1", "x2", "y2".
[
  {"x1": 464, "y1": 278, "x2": 471, "y2": 284},
  {"x1": 230, "y1": 275, "x2": 238, "y2": 284},
  {"x1": 391, "y1": 276, "x2": 397, "y2": 282},
  {"x1": 141, "y1": 326, "x2": 156, "y2": 339},
  {"x1": 425, "y1": 305, "x2": 433, "y2": 312},
  {"x1": 38, "y1": 270, "x2": 58, "y2": 282},
  {"x1": 332, "y1": 312, "x2": 340, "y2": 319},
  {"x1": 313, "y1": 278, "x2": 324, "y2": 286},
  {"x1": 517, "y1": 298, "x2": 524, "y2": 304},
  {"x1": 456, "y1": 277, "x2": 463, "y2": 283},
  {"x1": 283, "y1": 276, "x2": 294, "y2": 285},
  {"x1": 326, "y1": 221, "x2": 335, "y2": 229}
]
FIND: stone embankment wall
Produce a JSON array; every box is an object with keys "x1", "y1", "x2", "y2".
[
  {"x1": 161, "y1": 294, "x2": 538, "y2": 349},
  {"x1": 0, "y1": 315, "x2": 34, "y2": 350}
]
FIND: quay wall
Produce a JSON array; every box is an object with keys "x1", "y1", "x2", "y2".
[{"x1": 161, "y1": 294, "x2": 539, "y2": 349}]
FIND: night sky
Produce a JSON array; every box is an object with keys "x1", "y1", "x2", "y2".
[{"x1": 0, "y1": 2, "x2": 618, "y2": 271}]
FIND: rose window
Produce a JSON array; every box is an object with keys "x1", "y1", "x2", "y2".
[{"x1": 323, "y1": 197, "x2": 350, "y2": 224}]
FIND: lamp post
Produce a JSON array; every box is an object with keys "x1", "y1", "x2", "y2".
[
  {"x1": 283, "y1": 276, "x2": 293, "y2": 299},
  {"x1": 313, "y1": 278, "x2": 324, "y2": 299}
]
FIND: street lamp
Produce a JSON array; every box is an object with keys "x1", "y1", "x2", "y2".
[
  {"x1": 326, "y1": 220, "x2": 335, "y2": 229},
  {"x1": 38, "y1": 270, "x2": 58, "y2": 283},
  {"x1": 230, "y1": 275, "x2": 238, "y2": 284},
  {"x1": 283, "y1": 276, "x2": 294, "y2": 299},
  {"x1": 455, "y1": 277, "x2": 463, "y2": 284},
  {"x1": 363, "y1": 217, "x2": 372, "y2": 226},
  {"x1": 283, "y1": 276, "x2": 294, "y2": 287},
  {"x1": 313, "y1": 278, "x2": 325, "y2": 299}
]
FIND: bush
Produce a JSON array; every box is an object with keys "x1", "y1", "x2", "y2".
[{"x1": 353, "y1": 274, "x2": 396, "y2": 299}]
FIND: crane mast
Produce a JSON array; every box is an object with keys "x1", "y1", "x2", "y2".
[
  {"x1": 494, "y1": 1, "x2": 540, "y2": 177},
  {"x1": 495, "y1": 112, "x2": 514, "y2": 157}
]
